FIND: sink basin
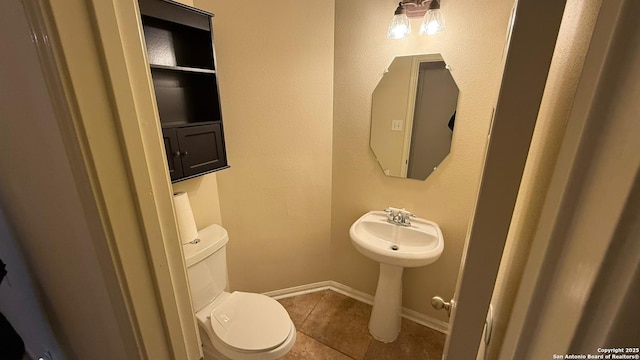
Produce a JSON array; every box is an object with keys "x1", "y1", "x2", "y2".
[
  {"x1": 349, "y1": 211, "x2": 444, "y2": 268},
  {"x1": 349, "y1": 210, "x2": 444, "y2": 342}
]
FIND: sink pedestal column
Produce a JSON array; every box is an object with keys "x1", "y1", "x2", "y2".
[{"x1": 369, "y1": 263, "x2": 403, "y2": 342}]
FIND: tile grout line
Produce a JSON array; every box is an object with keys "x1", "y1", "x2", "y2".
[
  {"x1": 267, "y1": 281, "x2": 449, "y2": 335},
  {"x1": 311, "y1": 336, "x2": 362, "y2": 360},
  {"x1": 297, "y1": 290, "x2": 328, "y2": 335},
  {"x1": 299, "y1": 290, "x2": 370, "y2": 360},
  {"x1": 296, "y1": 290, "x2": 331, "y2": 343},
  {"x1": 285, "y1": 289, "x2": 446, "y2": 360},
  {"x1": 362, "y1": 336, "x2": 373, "y2": 360}
]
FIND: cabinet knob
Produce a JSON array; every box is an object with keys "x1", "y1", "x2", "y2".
[
  {"x1": 174, "y1": 151, "x2": 181, "y2": 157},
  {"x1": 183, "y1": 151, "x2": 189, "y2": 156}
]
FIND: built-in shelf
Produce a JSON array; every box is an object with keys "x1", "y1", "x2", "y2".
[
  {"x1": 150, "y1": 63, "x2": 216, "y2": 75},
  {"x1": 139, "y1": 0, "x2": 228, "y2": 183},
  {"x1": 160, "y1": 120, "x2": 220, "y2": 128}
]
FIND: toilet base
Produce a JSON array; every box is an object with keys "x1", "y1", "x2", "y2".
[{"x1": 202, "y1": 344, "x2": 226, "y2": 360}]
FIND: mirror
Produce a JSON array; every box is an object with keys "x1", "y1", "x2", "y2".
[{"x1": 370, "y1": 54, "x2": 459, "y2": 180}]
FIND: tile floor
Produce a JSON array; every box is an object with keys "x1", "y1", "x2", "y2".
[{"x1": 278, "y1": 290, "x2": 445, "y2": 360}]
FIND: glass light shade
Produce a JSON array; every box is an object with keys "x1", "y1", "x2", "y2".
[
  {"x1": 420, "y1": 9, "x2": 445, "y2": 35},
  {"x1": 387, "y1": 13, "x2": 411, "y2": 40}
]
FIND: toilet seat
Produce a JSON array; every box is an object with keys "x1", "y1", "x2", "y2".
[{"x1": 197, "y1": 291, "x2": 293, "y2": 356}]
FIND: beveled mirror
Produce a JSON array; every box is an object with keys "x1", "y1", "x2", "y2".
[{"x1": 370, "y1": 54, "x2": 459, "y2": 180}]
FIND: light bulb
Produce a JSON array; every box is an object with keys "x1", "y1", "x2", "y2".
[
  {"x1": 387, "y1": 3, "x2": 411, "y2": 40},
  {"x1": 420, "y1": 2, "x2": 445, "y2": 35}
]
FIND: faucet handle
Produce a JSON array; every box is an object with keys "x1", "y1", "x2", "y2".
[
  {"x1": 399, "y1": 209, "x2": 416, "y2": 225},
  {"x1": 400, "y1": 210, "x2": 416, "y2": 218},
  {"x1": 384, "y1": 208, "x2": 395, "y2": 220},
  {"x1": 386, "y1": 206, "x2": 405, "y2": 213},
  {"x1": 384, "y1": 207, "x2": 397, "y2": 222}
]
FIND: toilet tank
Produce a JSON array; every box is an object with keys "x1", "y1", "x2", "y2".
[{"x1": 182, "y1": 224, "x2": 229, "y2": 312}]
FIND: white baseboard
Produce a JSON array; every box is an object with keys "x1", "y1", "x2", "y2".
[{"x1": 263, "y1": 281, "x2": 449, "y2": 334}]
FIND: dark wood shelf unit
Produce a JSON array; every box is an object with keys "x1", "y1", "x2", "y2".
[
  {"x1": 160, "y1": 120, "x2": 220, "y2": 129},
  {"x1": 162, "y1": 124, "x2": 227, "y2": 181},
  {"x1": 151, "y1": 68, "x2": 222, "y2": 126},
  {"x1": 150, "y1": 64, "x2": 216, "y2": 75},
  {"x1": 139, "y1": 0, "x2": 228, "y2": 183}
]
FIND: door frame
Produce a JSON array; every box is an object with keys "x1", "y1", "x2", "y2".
[
  {"x1": 443, "y1": 0, "x2": 568, "y2": 358},
  {"x1": 447, "y1": 0, "x2": 637, "y2": 358},
  {"x1": 499, "y1": 0, "x2": 639, "y2": 357},
  {"x1": 23, "y1": 0, "x2": 202, "y2": 358},
  {"x1": 401, "y1": 54, "x2": 441, "y2": 177}
]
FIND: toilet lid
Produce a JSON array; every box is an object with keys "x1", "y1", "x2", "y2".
[{"x1": 210, "y1": 292, "x2": 292, "y2": 352}]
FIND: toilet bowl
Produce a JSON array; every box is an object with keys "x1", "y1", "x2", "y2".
[{"x1": 183, "y1": 224, "x2": 296, "y2": 359}]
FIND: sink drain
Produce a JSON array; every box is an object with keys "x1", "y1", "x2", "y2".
[{"x1": 390, "y1": 245, "x2": 399, "y2": 251}]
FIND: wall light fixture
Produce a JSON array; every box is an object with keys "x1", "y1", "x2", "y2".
[{"x1": 387, "y1": 0, "x2": 445, "y2": 40}]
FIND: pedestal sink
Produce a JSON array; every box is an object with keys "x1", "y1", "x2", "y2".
[{"x1": 349, "y1": 210, "x2": 444, "y2": 342}]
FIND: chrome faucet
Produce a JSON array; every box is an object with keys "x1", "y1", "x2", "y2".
[{"x1": 384, "y1": 207, "x2": 415, "y2": 227}]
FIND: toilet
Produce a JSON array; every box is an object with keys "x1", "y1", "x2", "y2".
[{"x1": 182, "y1": 224, "x2": 296, "y2": 359}]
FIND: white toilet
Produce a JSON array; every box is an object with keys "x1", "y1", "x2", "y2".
[{"x1": 182, "y1": 224, "x2": 296, "y2": 359}]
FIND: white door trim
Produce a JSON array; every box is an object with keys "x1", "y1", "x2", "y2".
[
  {"x1": 443, "y1": 0, "x2": 568, "y2": 358},
  {"x1": 23, "y1": 0, "x2": 201, "y2": 358},
  {"x1": 84, "y1": 0, "x2": 202, "y2": 359},
  {"x1": 500, "y1": 0, "x2": 640, "y2": 357},
  {"x1": 86, "y1": 0, "x2": 203, "y2": 357}
]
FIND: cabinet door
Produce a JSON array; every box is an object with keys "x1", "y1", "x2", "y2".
[
  {"x1": 176, "y1": 124, "x2": 226, "y2": 177},
  {"x1": 162, "y1": 128, "x2": 184, "y2": 180}
]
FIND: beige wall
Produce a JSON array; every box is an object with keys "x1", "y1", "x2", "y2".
[
  {"x1": 487, "y1": 0, "x2": 602, "y2": 357},
  {"x1": 194, "y1": 0, "x2": 335, "y2": 293},
  {"x1": 332, "y1": 0, "x2": 514, "y2": 322},
  {"x1": 173, "y1": 174, "x2": 223, "y2": 228}
]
